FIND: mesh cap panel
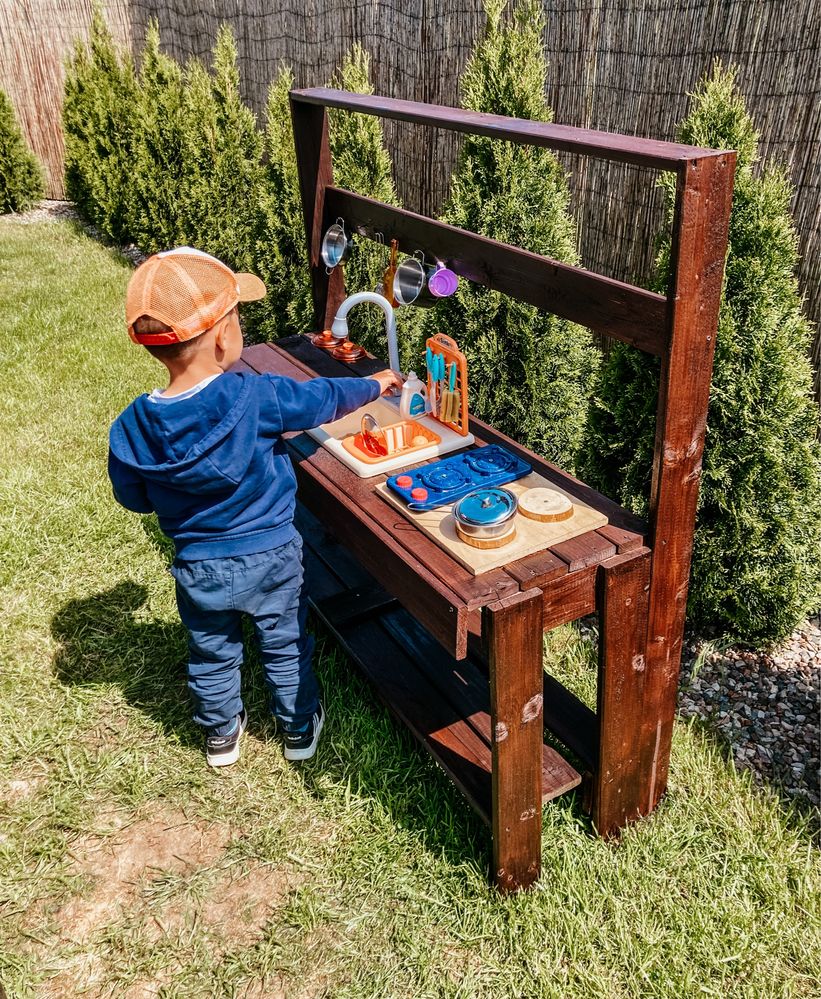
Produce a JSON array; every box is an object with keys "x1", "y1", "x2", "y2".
[{"x1": 126, "y1": 248, "x2": 265, "y2": 345}]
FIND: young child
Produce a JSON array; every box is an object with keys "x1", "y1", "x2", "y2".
[{"x1": 108, "y1": 247, "x2": 401, "y2": 767}]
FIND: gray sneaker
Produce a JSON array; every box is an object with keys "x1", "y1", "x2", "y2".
[
  {"x1": 206, "y1": 709, "x2": 247, "y2": 768},
  {"x1": 282, "y1": 704, "x2": 325, "y2": 762}
]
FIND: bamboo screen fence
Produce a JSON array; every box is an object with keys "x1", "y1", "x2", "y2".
[{"x1": 1, "y1": 0, "x2": 818, "y2": 383}]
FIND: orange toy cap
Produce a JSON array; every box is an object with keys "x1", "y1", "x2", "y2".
[{"x1": 126, "y1": 247, "x2": 267, "y2": 345}]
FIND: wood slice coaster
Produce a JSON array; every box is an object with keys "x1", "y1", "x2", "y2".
[
  {"x1": 455, "y1": 523, "x2": 517, "y2": 549},
  {"x1": 519, "y1": 487, "x2": 574, "y2": 523}
]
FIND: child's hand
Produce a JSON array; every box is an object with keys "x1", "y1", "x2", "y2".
[{"x1": 371, "y1": 370, "x2": 403, "y2": 396}]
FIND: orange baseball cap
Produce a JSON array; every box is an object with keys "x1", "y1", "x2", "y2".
[{"x1": 126, "y1": 247, "x2": 267, "y2": 345}]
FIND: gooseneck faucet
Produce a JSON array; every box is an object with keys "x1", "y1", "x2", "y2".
[{"x1": 330, "y1": 292, "x2": 400, "y2": 374}]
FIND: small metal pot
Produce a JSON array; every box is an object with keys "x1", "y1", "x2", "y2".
[
  {"x1": 321, "y1": 220, "x2": 353, "y2": 270},
  {"x1": 394, "y1": 256, "x2": 437, "y2": 307},
  {"x1": 453, "y1": 487, "x2": 518, "y2": 541}
]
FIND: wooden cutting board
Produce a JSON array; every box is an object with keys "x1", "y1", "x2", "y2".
[{"x1": 376, "y1": 471, "x2": 608, "y2": 575}]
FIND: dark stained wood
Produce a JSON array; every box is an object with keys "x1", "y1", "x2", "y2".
[
  {"x1": 597, "y1": 523, "x2": 645, "y2": 553},
  {"x1": 314, "y1": 584, "x2": 398, "y2": 628},
  {"x1": 484, "y1": 589, "x2": 545, "y2": 892},
  {"x1": 541, "y1": 565, "x2": 598, "y2": 630},
  {"x1": 593, "y1": 549, "x2": 652, "y2": 836},
  {"x1": 291, "y1": 88, "x2": 729, "y2": 171},
  {"x1": 550, "y1": 532, "x2": 617, "y2": 572},
  {"x1": 382, "y1": 607, "x2": 580, "y2": 804},
  {"x1": 506, "y1": 549, "x2": 568, "y2": 590},
  {"x1": 302, "y1": 508, "x2": 579, "y2": 822},
  {"x1": 324, "y1": 187, "x2": 667, "y2": 354},
  {"x1": 643, "y1": 152, "x2": 736, "y2": 812},
  {"x1": 289, "y1": 97, "x2": 344, "y2": 332},
  {"x1": 542, "y1": 674, "x2": 598, "y2": 772}
]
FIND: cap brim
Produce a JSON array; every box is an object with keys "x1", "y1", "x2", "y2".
[{"x1": 236, "y1": 272, "x2": 267, "y2": 302}]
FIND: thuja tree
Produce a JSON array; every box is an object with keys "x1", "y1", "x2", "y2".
[
  {"x1": 174, "y1": 26, "x2": 264, "y2": 272},
  {"x1": 126, "y1": 22, "x2": 188, "y2": 251},
  {"x1": 583, "y1": 63, "x2": 821, "y2": 643},
  {"x1": 253, "y1": 45, "x2": 421, "y2": 364},
  {"x1": 63, "y1": 10, "x2": 137, "y2": 242},
  {"x1": 424, "y1": 0, "x2": 599, "y2": 468},
  {"x1": 0, "y1": 89, "x2": 44, "y2": 213}
]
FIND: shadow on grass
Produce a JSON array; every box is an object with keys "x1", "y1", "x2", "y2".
[{"x1": 48, "y1": 579, "x2": 519, "y2": 878}]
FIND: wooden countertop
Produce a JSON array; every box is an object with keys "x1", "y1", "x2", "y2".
[{"x1": 237, "y1": 336, "x2": 647, "y2": 659}]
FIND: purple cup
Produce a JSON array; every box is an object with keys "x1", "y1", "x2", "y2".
[{"x1": 428, "y1": 265, "x2": 459, "y2": 298}]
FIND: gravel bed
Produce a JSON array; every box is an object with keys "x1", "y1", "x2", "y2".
[
  {"x1": 679, "y1": 617, "x2": 820, "y2": 810},
  {"x1": 6, "y1": 199, "x2": 821, "y2": 811}
]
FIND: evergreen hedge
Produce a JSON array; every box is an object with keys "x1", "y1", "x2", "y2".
[
  {"x1": 63, "y1": 10, "x2": 138, "y2": 242},
  {"x1": 424, "y1": 0, "x2": 599, "y2": 469},
  {"x1": 583, "y1": 64, "x2": 821, "y2": 642},
  {"x1": 0, "y1": 88, "x2": 44, "y2": 213}
]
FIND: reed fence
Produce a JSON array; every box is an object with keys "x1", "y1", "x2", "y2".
[{"x1": 1, "y1": 0, "x2": 818, "y2": 387}]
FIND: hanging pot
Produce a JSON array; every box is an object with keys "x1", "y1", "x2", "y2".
[{"x1": 321, "y1": 219, "x2": 353, "y2": 270}]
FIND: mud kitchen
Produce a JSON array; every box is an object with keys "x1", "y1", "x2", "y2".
[{"x1": 235, "y1": 88, "x2": 734, "y2": 891}]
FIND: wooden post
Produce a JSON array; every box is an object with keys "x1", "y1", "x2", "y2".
[
  {"x1": 483, "y1": 589, "x2": 544, "y2": 892},
  {"x1": 643, "y1": 152, "x2": 736, "y2": 812},
  {"x1": 593, "y1": 549, "x2": 651, "y2": 836},
  {"x1": 289, "y1": 97, "x2": 346, "y2": 331}
]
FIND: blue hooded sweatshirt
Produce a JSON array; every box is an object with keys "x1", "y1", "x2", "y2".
[{"x1": 108, "y1": 370, "x2": 379, "y2": 559}]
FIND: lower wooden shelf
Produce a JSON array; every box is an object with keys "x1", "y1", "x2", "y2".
[{"x1": 299, "y1": 505, "x2": 582, "y2": 825}]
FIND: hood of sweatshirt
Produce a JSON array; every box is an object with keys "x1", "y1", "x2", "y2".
[{"x1": 109, "y1": 373, "x2": 258, "y2": 494}]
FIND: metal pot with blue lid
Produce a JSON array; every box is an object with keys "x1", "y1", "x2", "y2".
[{"x1": 453, "y1": 487, "x2": 518, "y2": 549}]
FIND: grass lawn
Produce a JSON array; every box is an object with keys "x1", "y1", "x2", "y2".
[{"x1": 0, "y1": 220, "x2": 819, "y2": 999}]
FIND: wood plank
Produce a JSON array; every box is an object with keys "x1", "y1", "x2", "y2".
[
  {"x1": 302, "y1": 521, "x2": 579, "y2": 822},
  {"x1": 381, "y1": 607, "x2": 580, "y2": 804},
  {"x1": 593, "y1": 549, "x2": 652, "y2": 837},
  {"x1": 542, "y1": 673, "x2": 598, "y2": 772},
  {"x1": 506, "y1": 549, "x2": 568, "y2": 589},
  {"x1": 325, "y1": 187, "x2": 666, "y2": 354},
  {"x1": 484, "y1": 589, "x2": 545, "y2": 892},
  {"x1": 597, "y1": 523, "x2": 645, "y2": 553},
  {"x1": 550, "y1": 531, "x2": 617, "y2": 572},
  {"x1": 643, "y1": 152, "x2": 736, "y2": 812},
  {"x1": 313, "y1": 584, "x2": 398, "y2": 628},
  {"x1": 541, "y1": 565, "x2": 598, "y2": 630},
  {"x1": 291, "y1": 88, "x2": 727, "y2": 170},
  {"x1": 289, "y1": 98, "x2": 345, "y2": 332}
]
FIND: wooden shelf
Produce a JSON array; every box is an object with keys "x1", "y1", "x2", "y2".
[{"x1": 299, "y1": 506, "x2": 581, "y2": 824}]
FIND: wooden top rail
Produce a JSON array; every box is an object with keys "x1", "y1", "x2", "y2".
[
  {"x1": 290, "y1": 88, "x2": 731, "y2": 172},
  {"x1": 325, "y1": 188, "x2": 667, "y2": 353}
]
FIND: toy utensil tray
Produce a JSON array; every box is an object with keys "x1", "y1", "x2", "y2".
[{"x1": 386, "y1": 445, "x2": 531, "y2": 511}]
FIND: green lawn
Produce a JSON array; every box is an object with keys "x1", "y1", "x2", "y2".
[{"x1": 0, "y1": 220, "x2": 819, "y2": 999}]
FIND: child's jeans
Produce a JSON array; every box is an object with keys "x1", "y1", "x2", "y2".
[{"x1": 170, "y1": 535, "x2": 317, "y2": 737}]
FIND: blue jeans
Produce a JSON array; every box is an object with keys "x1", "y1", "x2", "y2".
[{"x1": 170, "y1": 536, "x2": 318, "y2": 737}]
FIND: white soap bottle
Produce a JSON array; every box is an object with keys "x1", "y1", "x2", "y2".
[{"x1": 399, "y1": 371, "x2": 428, "y2": 420}]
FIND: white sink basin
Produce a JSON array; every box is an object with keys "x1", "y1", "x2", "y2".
[{"x1": 305, "y1": 396, "x2": 475, "y2": 478}]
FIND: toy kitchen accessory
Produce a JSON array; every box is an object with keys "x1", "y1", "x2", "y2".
[
  {"x1": 426, "y1": 333, "x2": 469, "y2": 436},
  {"x1": 320, "y1": 219, "x2": 353, "y2": 271},
  {"x1": 453, "y1": 487, "x2": 518, "y2": 549},
  {"x1": 386, "y1": 444, "x2": 531, "y2": 511}
]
